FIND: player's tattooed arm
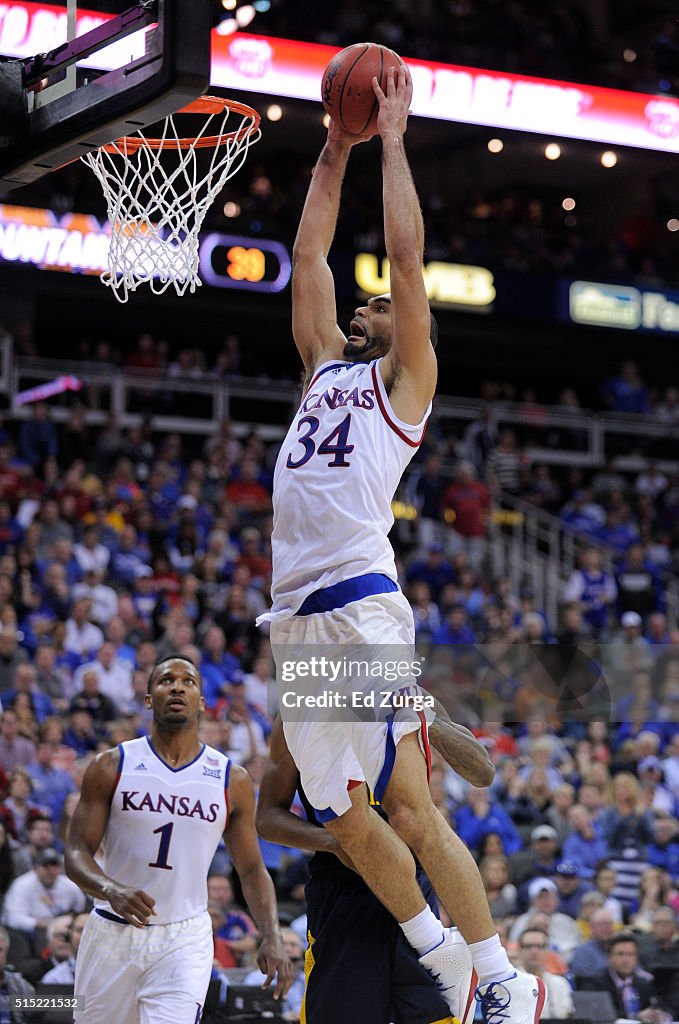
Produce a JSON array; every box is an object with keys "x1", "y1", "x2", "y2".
[
  {"x1": 429, "y1": 699, "x2": 496, "y2": 788},
  {"x1": 225, "y1": 764, "x2": 294, "y2": 1000},
  {"x1": 64, "y1": 750, "x2": 157, "y2": 927},
  {"x1": 256, "y1": 718, "x2": 356, "y2": 870}
]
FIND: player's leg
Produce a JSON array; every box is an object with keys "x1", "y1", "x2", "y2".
[
  {"x1": 382, "y1": 731, "x2": 545, "y2": 1024},
  {"x1": 73, "y1": 913, "x2": 142, "y2": 1024},
  {"x1": 137, "y1": 914, "x2": 214, "y2": 1024},
  {"x1": 302, "y1": 875, "x2": 394, "y2": 1024}
]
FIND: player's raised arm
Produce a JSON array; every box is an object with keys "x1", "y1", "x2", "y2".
[
  {"x1": 375, "y1": 66, "x2": 437, "y2": 417},
  {"x1": 292, "y1": 120, "x2": 373, "y2": 374},
  {"x1": 224, "y1": 764, "x2": 294, "y2": 999},
  {"x1": 64, "y1": 750, "x2": 156, "y2": 928},
  {"x1": 256, "y1": 718, "x2": 356, "y2": 868}
]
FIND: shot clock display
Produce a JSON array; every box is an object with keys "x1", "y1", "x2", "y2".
[{"x1": 198, "y1": 233, "x2": 291, "y2": 292}]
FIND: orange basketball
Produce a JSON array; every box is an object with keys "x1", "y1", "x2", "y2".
[{"x1": 321, "y1": 42, "x2": 406, "y2": 136}]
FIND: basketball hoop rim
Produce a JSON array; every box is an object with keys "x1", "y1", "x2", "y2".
[{"x1": 100, "y1": 96, "x2": 261, "y2": 154}]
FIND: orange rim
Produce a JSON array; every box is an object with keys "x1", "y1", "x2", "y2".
[{"x1": 101, "y1": 96, "x2": 261, "y2": 154}]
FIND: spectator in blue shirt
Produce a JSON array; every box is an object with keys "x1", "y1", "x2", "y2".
[
  {"x1": 405, "y1": 543, "x2": 456, "y2": 601},
  {"x1": 109, "y1": 524, "x2": 151, "y2": 586},
  {"x1": 562, "y1": 804, "x2": 610, "y2": 878},
  {"x1": 431, "y1": 604, "x2": 477, "y2": 645},
  {"x1": 27, "y1": 740, "x2": 75, "y2": 825},
  {"x1": 19, "y1": 402, "x2": 58, "y2": 470},
  {"x1": 646, "y1": 816, "x2": 679, "y2": 883},
  {"x1": 601, "y1": 360, "x2": 650, "y2": 414},
  {"x1": 199, "y1": 626, "x2": 243, "y2": 709},
  {"x1": 454, "y1": 786, "x2": 523, "y2": 856}
]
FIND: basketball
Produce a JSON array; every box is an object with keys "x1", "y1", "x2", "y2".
[{"x1": 321, "y1": 42, "x2": 405, "y2": 136}]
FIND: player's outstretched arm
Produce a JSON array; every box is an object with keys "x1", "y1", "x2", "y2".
[
  {"x1": 256, "y1": 718, "x2": 355, "y2": 869},
  {"x1": 375, "y1": 66, "x2": 437, "y2": 419},
  {"x1": 292, "y1": 119, "x2": 374, "y2": 374},
  {"x1": 64, "y1": 750, "x2": 156, "y2": 928},
  {"x1": 429, "y1": 701, "x2": 496, "y2": 788},
  {"x1": 225, "y1": 764, "x2": 294, "y2": 1000}
]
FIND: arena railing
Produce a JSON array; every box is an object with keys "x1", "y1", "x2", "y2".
[{"x1": 9, "y1": 354, "x2": 679, "y2": 470}]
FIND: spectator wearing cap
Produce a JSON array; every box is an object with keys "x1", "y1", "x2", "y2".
[
  {"x1": 454, "y1": 787, "x2": 523, "y2": 857},
  {"x1": 1, "y1": 847, "x2": 85, "y2": 934},
  {"x1": 0, "y1": 710, "x2": 36, "y2": 773},
  {"x1": 638, "y1": 759, "x2": 678, "y2": 817},
  {"x1": 608, "y1": 611, "x2": 653, "y2": 679},
  {"x1": 515, "y1": 928, "x2": 574, "y2": 1019},
  {"x1": 561, "y1": 804, "x2": 610, "y2": 879},
  {"x1": 570, "y1": 908, "x2": 617, "y2": 979},
  {"x1": 513, "y1": 824, "x2": 561, "y2": 890},
  {"x1": 553, "y1": 861, "x2": 594, "y2": 918},
  {"x1": 509, "y1": 878, "x2": 582, "y2": 962}
]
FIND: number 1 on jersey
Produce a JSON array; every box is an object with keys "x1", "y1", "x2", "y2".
[{"x1": 149, "y1": 821, "x2": 174, "y2": 870}]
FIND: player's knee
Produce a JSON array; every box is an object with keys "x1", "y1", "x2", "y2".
[{"x1": 384, "y1": 799, "x2": 428, "y2": 848}]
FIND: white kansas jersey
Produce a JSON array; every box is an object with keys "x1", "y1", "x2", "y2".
[
  {"x1": 95, "y1": 737, "x2": 230, "y2": 925},
  {"x1": 267, "y1": 358, "x2": 430, "y2": 617}
]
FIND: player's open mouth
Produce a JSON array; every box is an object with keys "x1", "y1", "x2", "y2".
[
  {"x1": 168, "y1": 699, "x2": 186, "y2": 708},
  {"x1": 348, "y1": 320, "x2": 366, "y2": 340}
]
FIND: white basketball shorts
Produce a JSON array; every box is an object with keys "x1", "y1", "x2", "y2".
[
  {"x1": 271, "y1": 589, "x2": 433, "y2": 820},
  {"x1": 74, "y1": 910, "x2": 213, "y2": 1024}
]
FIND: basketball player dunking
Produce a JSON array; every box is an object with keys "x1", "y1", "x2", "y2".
[
  {"x1": 65, "y1": 656, "x2": 293, "y2": 1024},
  {"x1": 258, "y1": 66, "x2": 544, "y2": 1023}
]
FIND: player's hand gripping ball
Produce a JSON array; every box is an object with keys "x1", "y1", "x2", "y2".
[{"x1": 321, "y1": 42, "x2": 406, "y2": 135}]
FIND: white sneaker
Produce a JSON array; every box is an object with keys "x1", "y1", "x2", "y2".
[
  {"x1": 475, "y1": 970, "x2": 546, "y2": 1024},
  {"x1": 418, "y1": 927, "x2": 477, "y2": 1024}
]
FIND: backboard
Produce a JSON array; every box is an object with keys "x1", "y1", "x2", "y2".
[{"x1": 0, "y1": 0, "x2": 211, "y2": 192}]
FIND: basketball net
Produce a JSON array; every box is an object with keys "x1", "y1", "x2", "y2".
[{"x1": 82, "y1": 97, "x2": 261, "y2": 303}]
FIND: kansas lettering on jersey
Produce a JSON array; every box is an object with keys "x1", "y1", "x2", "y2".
[
  {"x1": 266, "y1": 359, "x2": 430, "y2": 618},
  {"x1": 95, "y1": 737, "x2": 230, "y2": 925}
]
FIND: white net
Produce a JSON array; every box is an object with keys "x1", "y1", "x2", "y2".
[{"x1": 82, "y1": 98, "x2": 261, "y2": 303}]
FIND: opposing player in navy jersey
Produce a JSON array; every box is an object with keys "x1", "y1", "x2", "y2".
[
  {"x1": 65, "y1": 656, "x2": 293, "y2": 1024},
  {"x1": 257, "y1": 711, "x2": 495, "y2": 1024},
  {"x1": 260, "y1": 65, "x2": 543, "y2": 1024}
]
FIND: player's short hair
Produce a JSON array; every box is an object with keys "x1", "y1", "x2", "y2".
[{"x1": 147, "y1": 655, "x2": 200, "y2": 693}]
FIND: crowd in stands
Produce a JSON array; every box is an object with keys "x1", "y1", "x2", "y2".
[
  {"x1": 0, "y1": 337, "x2": 678, "y2": 1017},
  {"x1": 256, "y1": 0, "x2": 679, "y2": 96}
]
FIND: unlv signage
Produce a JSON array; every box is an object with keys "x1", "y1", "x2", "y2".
[{"x1": 355, "y1": 254, "x2": 496, "y2": 310}]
